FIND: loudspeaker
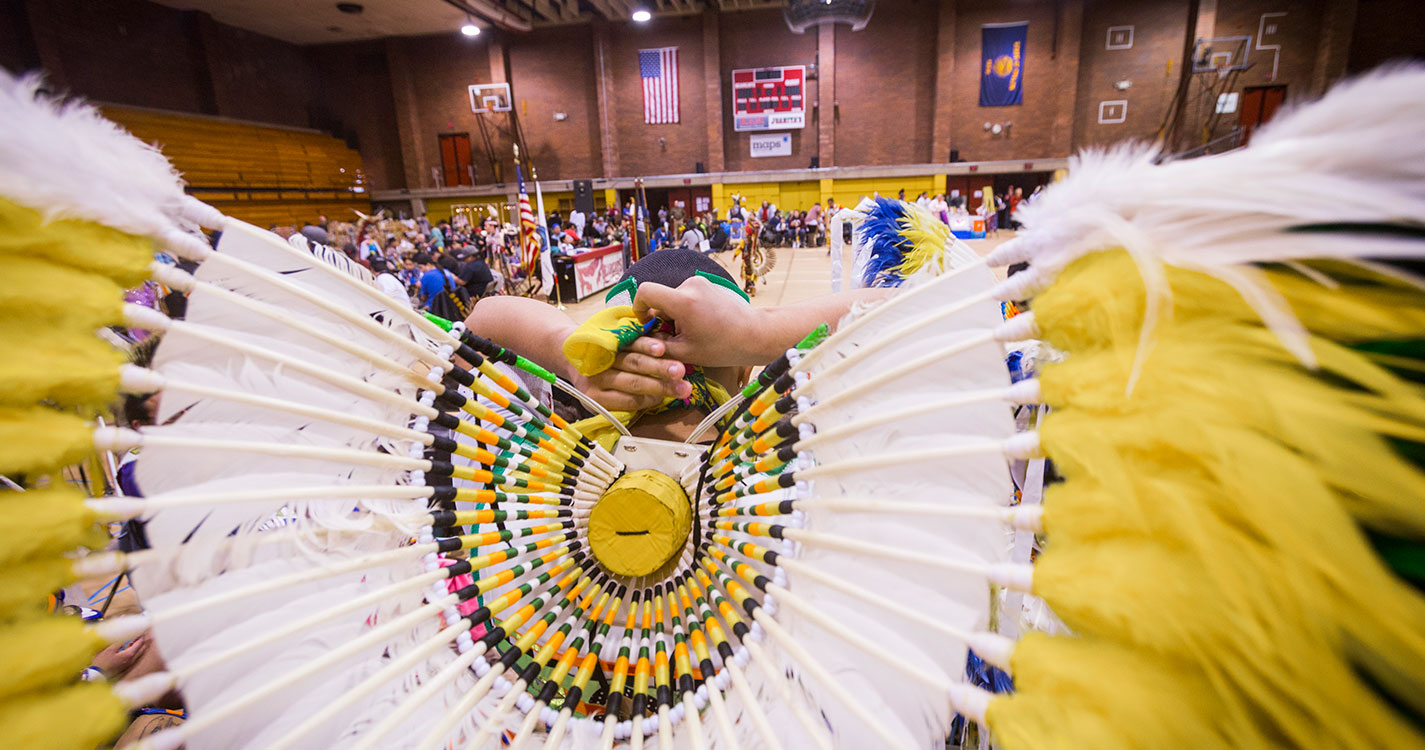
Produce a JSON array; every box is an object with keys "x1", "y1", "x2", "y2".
[
  {"x1": 949, "y1": 149, "x2": 961, "y2": 163},
  {"x1": 695, "y1": 161, "x2": 706, "y2": 174},
  {"x1": 809, "y1": 156, "x2": 820, "y2": 169},
  {"x1": 573, "y1": 179, "x2": 594, "y2": 215}
]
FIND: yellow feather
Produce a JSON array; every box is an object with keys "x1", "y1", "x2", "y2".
[
  {"x1": 0, "y1": 198, "x2": 153, "y2": 287},
  {"x1": 0, "y1": 487, "x2": 105, "y2": 568},
  {"x1": 894, "y1": 202, "x2": 951, "y2": 279},
  {"x1": 0, "y1": 407, "x2": 94, "y2": 475},
  {"x1": 0, "y1": 682, "x2": 128, "y2": 750}
]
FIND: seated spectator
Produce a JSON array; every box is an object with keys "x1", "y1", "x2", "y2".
[
  {"x1": 457, "y1": 249, "x2": 496, "y2": 297},
  {"x1": 708, "y1": 221, "x2": 730, "y2": 253},
  {"x1": 415, "y1": 253, "x2": 445, "y2": 311},
  {"x1": 651, "y1": 221, "x2": 670, "y2": 251},
  {"x1": 680, "y1": 220, "x2": 705, "y2": 253}
]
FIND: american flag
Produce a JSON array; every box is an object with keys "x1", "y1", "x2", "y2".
[
  {"x1": 515, "y1": 163, "x2": 539, "y2": 276},
  {"x1": 640, "y1": 47, "x2": 679, "y2": 124}
]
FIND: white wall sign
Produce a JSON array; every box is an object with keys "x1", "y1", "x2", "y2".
[
  {"x1": 1106, "y1": 25, "x2": 1134, "y2": 50},
  {"x1": 1098, "y1": 99, "x2": 1128, "y2": 124},
  {"x1": 1216, "y1": 92, "x2": 1240, "y2": 113},
  {"x1": 749, "y1": 132, "x2": 792, "y2": 158}
]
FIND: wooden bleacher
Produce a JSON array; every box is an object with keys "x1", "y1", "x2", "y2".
[{"x1": 101, "y1": 105, "x2": 371, "y2": 229}]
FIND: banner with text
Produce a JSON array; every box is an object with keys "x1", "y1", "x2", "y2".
[
  {"x1": 980, "y1": 22, "x2": 1027, "y2": 107},
  {"x1": 749, "y1": 133, "x2": 792, "y2": 158}
]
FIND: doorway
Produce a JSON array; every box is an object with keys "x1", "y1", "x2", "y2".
[
  {"x1": 1239, "y1": 85, "x2": 1287, "y2": 146},
  {"x1": 438, "y1": 134, "x2": 473, "y2": 187}
]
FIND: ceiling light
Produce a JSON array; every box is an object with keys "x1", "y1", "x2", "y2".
[
  {"x1": 461, "y1": 17, "x2": 481, "y2": 36},
  {"x1": 335, "y1": 2, "x2": 363, "y2": 13},
  {"x1": 631, "y1": 8, "x2": 652, "y2": 22}
]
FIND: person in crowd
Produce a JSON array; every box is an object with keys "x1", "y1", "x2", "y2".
[
  {"x1": 914, "y1": 191, "x2": 930, "y2": 209},
  {"x1": 414, "y1": 253, "x2": 446, "y2": 311},
  {"x1": 805, "y1": 202, "x2": 822, "y2": 246},
  {"x1": 590, "y1": 215, "x2": 608, "y2": 243},
  {"x1": 707, "y1": 219, "x2": 730, "y2": 253},
  {"x1": 374, "y1": 258, "x2": 411, "y2": 304},
  {"x1": 657, "y1": 205, "x2": 668, "y2": 226},
  {"x1": 680, "y1": 218, "x2": 705, "y2": 253},
  {"x1": 342, "y1": 242, "x2": 371, "y2": 270},
  {"x1": 1009, "y1": 186, "x2": 1024, "y2": 230},
  {"x1": 928, "y1": 193, "x2": 949, "y2": 223},
  {"x1": 757, "y1": 201, "x2": 771, "y2": 223},
  {"x1": 897, "y1": 188, "x2": 906, "y2": 201},
  {"x1": 788, "y1": 211, "x2": 803, "y2": 248},
  {"x1": 651, "y1": 221, "x2": 671, "y2": 252},
  {"x1": 456, "y1": 248, "x2": 496, "y2": 298},
  {"x1": 568, "y1": 206, "x2": 586, "y2": 239}
]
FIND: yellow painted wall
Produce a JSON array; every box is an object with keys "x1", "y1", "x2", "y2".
[
  {"x1": 422, "y1": 191, "x2": 575, "y2": 223},
  {"x1": 425, "y1": 195, "x2": 507, "y2": 221},
  {"x1": 826, "y1": 176, "x2": 937, "y2": 209},
  {"x1": 720, "y1": 179, "x2": 825, "y2": 214}
]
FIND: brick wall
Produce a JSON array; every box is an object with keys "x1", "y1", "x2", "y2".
[
  {"x1": 22, "y1": 0, "x2": 213, "y2": 115},
  {"x1": 308, "y1": 41, "x2": 406, "y2": 192},
  {"x1": 834, "y1": 0, "x2": 939, "y2": 166},
  {"x1": 200, "y1": 18, "x2": 314, "y2": 129},
  {"x1": 1072, "y1": 0, "x2": 1190, "y2": 150},
  {"x1": 719, "y1": 9, "x2": 819, "y2": 172},
  {"x1": 509, "y1": 25, "x2": 603, "y2": 180},
  {"x1": 605, "y1": 16, "x2": 710, "y2": 177},
  {"x1": 949, "y1": 0, "x2": 1079, "y2": 161},
  {"x1": 1349, "y1": 0, "x2": 1425, "y2": 73},
  {"x1": 386, "y1": 32, "x2": 497, "y2": 189},
  {"x1": 7, "y1": 0, "x2": 1414, "y2": 193}
]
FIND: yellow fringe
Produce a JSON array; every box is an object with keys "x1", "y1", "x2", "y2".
[
  {"x1": 0, "y1": 617, "x2": 107, "y2": 702},
  {"x1": 0, "y1": 486, "x2": 105, "y2": 568},
  {"x1": 0, "y1": 198, "x2": 154, "y2": 287},
  {"x1": 0, "y1": 255, "x2": 126, "y2": 333},
  {"x1": 0, "y1": 407, "x2": 94, "y2": 476},
  {"x1": 0, "y1": 325, "x2": 124, "y2": 410},
  {"x1": 562, "y1": 305, "x2": 640, "y2": 377},
  {"x1": 0, "y1": 682, "x2": 129, "y2": 750},
  {"x1": 989, "y1": 633, "x2": 1234, "y2": 749},
  {"x1": 0, "y1": 557, "x2": 78, "y2": 621},
  {"x1": 1005, "y1": 249, "x2": 1425, "y2": 749}
]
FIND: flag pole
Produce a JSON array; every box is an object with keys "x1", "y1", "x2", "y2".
[
  {"x1": 513, "y1": 143, "x2": 528, "y2": 291},
  {"x1": 532, "y1": 163, "x2": 564, "y2": 310}
]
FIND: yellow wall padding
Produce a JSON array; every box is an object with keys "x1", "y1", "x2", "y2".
[
  {"x1": 588, "y1": 469, "x2": 691, "y2": 577},
  {"x1": 0, "y1": 487, "x2": 105, "y2": 568},
  {"x1": 0, "y1": 681, "x2": 128, "y2": 750},
  {"x1": 0, "y1": 198, "x2": 153, "y2": 287},
  {"x1": 0, "y1": 407, "x2": 94, "y2": 476}
]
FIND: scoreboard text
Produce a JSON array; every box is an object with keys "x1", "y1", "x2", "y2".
[{"x1": 731, "y1": 65, "x2": 807, "y2": 132}]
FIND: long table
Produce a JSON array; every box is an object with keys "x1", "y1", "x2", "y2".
[{"x1": 554, "y1": 243, "x2": 626, "y2": 302}]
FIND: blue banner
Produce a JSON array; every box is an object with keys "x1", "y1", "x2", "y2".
[{"x1": 980, "y1": 22, "x2": 1027, "y2": 107}]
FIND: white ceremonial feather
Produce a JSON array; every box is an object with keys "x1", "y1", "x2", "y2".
[
  {"x1": 774, "y1": 599, "x2": 933, "y2": 749},
  {"x1": 154, "y1": 359, "x2": 416, "y2": 453},
  {"x1": 188, "y1": 244, "x2": 437, "y2": 370},
  {"x1": 0, "y1": 70, "x2": 194, "y2": 237},
  {"x1": 213, "y1": 220, "x2": 431, "y2": 340}
]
